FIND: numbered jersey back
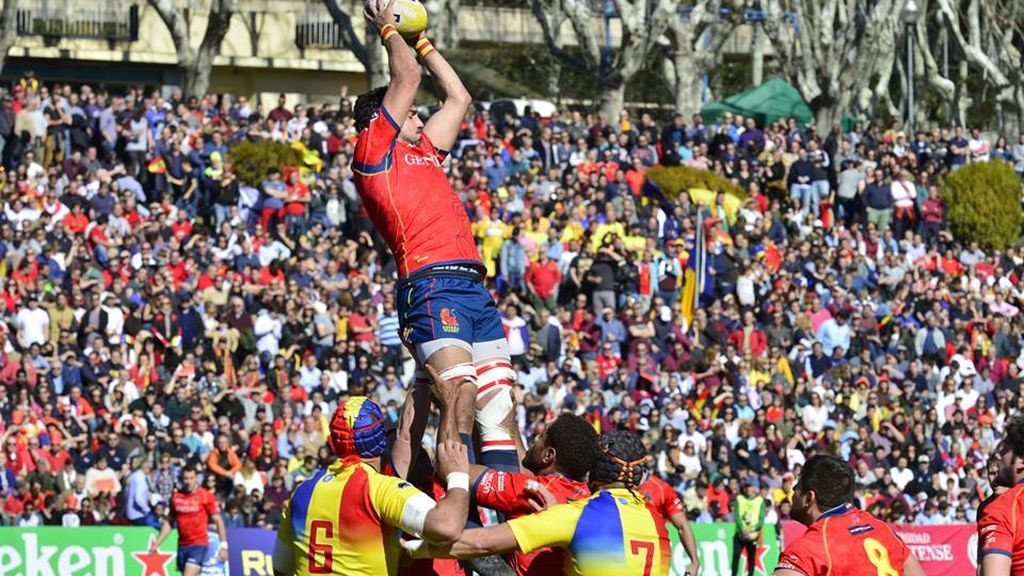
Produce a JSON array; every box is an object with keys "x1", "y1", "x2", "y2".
[
  {"x1": 506, "y1": 487, "x2": 672, "y2": 576},
  {"x1": 277, "y1": 461, "x2": 429, "y2": 576},
  {"x1": 777, "y1": 504, "x2": 911, "y2": 576}
]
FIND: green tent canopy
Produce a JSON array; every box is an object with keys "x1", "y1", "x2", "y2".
[{"x1": 700, "y1": 77, "x2": 813, "y2": 127}]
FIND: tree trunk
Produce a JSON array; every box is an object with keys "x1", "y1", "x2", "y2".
[
  {"x1": 427, "y1": 0, "x2": 460, "y2": 51},
  {"x1": 751, "y1": 24, "x2": 766, "y2": 86},
  {"x1": 548, "y1": 61, "x2": 561, "y2": 103},
  {"x1": 814, "y1": 106, "x2": 838, "y2": 133},
  {"x1": 182, "y1": 58, "x2": 212, "y2": 99},
  {"x1": 670, "y1": 54, "x2": 703, "y2": 117},
  {"x1": 0, "y1": 0, "x2": 18, "y2": 77},
  {"x1": 599, "y1": 83, "x2": 625, "y2": 125},
  {"x1": 324, "y1": 0, "x2": 387, "y2": 90}
]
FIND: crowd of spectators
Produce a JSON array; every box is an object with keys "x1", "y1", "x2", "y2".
[{"x1": 1, "y1": 74, "x2": 1024, "y2": 538}]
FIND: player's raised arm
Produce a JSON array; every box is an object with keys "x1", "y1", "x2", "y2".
[
  {"x1": 412, "y1": 32, "x2": 471, "y2": 153},
  {"x1": 365, "y1": 0, "x2": 421, "y2": 125},
  {"x1": 418, "y1": 440, "x2": 471, "y2": 545}
]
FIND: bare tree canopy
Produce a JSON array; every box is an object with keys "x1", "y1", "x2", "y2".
[
  {"x1": 148, "y1": 0, "x2": 239, "y2": 98},
  {"x1": 323, "y1": 0, "x2": 387, "y2": 89},
  {"x1": 531, "y1": 0, "x2": 678, "y2": 122},
  {"x1": 934, "y1": 0, "x2": 1024, "y2": 132},
  {"x1": 662, "y1": 0, "x2": 735, "y2": 117},
  {"x1": 763, "y1": 0, "x2": 905, "y2": 129}
]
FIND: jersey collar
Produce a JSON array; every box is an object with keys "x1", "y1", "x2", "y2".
[{"x1": 818, "y1": 502, "x2": 854, "y2": 519}]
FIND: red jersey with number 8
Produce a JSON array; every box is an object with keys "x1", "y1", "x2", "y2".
[
  {"x1": 170, "y1": 487, "x2": 219, "y2": 547},
  {"x1": 352, "y1": 106, "x2": 481, "y2": 279},
  {"x1": 776, "y1": 503, "x2": 910, "y2": 576}
]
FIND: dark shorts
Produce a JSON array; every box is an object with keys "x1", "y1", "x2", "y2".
[
  {"x1": 398, "y1": 265, "x2": 505, "y2": 350},
  {"x1": 177, "y1": 545, "x2": 208, "y2": 573}
]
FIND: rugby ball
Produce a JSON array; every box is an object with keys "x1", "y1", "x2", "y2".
[{"x1": 392, "y1": 0, "x2": 428, "y2": 37}]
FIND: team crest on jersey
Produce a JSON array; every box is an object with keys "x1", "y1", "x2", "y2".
[{"x1": 440, "y1": 308, "x2": 460, "y2": 333}]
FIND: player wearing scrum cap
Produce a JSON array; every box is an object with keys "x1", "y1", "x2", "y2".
[{"x1": 271, "y1": 391, "x2": 469, "y2": 576}]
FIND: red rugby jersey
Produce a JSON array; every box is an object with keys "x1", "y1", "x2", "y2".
[
  {"x1": 170, "y1": 487, "x2": 219, "y2": 547},
  {"x1": 475, "y1": 469, "x2": 590, "y2": 576},
  {"x1": 776, "y1": 503, "x2": 911, "y2": 576},
  {"x1": 640, "y1": 475, "x2": 685, "y2": 520},
  {"x1": 978, "y1": 481, "x2": 1024, "y2": 575},
  {"x1": 352, "y1": 106, "x2": 481, "y2": 279}
]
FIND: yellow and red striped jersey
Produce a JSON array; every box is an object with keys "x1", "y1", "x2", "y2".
[{"x1": 277, "y1": 460, "x2": 436, "y2": 576}]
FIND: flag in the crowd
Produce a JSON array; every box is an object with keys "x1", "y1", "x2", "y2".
[
  {"x1": 147, "y1": 156, "x2": 166, "y2": 174},
  {"x1": 681, "y1": 208, "x2": 707, "y2": 324}
]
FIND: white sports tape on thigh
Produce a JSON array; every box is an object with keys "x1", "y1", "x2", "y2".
[
  {"x1": 474, "y1": 357, "x2": 517, "y2": 452},
  {"x1": 438, "y1": 362, "x2": 477, "y2": 383}
]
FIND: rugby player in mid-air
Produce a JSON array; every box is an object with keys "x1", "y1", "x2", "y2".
[
  {"x1": 352, "y1": 0, "x2": 519, "y2": 480},
  {"x1": 774, "y1": 454, "x2": 925, "y2": 576}
]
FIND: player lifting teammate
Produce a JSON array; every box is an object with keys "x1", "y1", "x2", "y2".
[
  {"x1": 405, "y1": 430, "x2": 674, "y2": 576},
  {"x1": 774, "y1": 455, "x2": 925, "y2": 576},
  {"x1": 271, "y1": 387, "x2": 470, "y2": 576},
  {"x1": 977, "y1": 416, "x2": 1024, "y2": 576},
  {"x1": 352, "y1": 0, "x2": 518, "y2": 477}
]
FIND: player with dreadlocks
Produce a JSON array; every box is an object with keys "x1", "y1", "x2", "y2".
[{"x1": 404, "y1": 430, "x2": 672, "y2": 576}]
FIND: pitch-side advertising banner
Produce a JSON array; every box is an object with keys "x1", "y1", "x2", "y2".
[
  {"x1": 782, "y1": 521, "x2": 977, "y2": 576},
  {"x1": 0, "y1": 524, "x2": 777, "y2": 576}
]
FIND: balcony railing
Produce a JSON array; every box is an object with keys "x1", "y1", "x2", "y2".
[
  {"x1": 17, "y1": 2, "x2": 138, "y2": 41},
  {"x1": 295, "y1": 9, "x2": 346, "y2": 50}
]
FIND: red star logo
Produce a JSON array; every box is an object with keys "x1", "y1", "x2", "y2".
[
  {"x1": 132, "y1": 537, "x2": 173, "y2": 576},
  {"x1": 738, "y1": 542, "x2": 771, "y2": 576},
  {"x1": 752, "y1": 542, "x2": 770, "y2": 575}
]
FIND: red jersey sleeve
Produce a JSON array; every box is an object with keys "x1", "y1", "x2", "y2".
[
  {"x1": 474, "y1": 469, "x2": 535, "y2": 517},
  {"x1": 979, "y1": 495, "x2": 1015, "y2": 559},
  {"x1": 775, "y1": 529, "x2": 823, "y2": 576},
  {"x1": 353, "y1": 107, "x2": 400, "y2": 175}
]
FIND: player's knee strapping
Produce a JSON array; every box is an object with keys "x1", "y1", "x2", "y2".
[{"x1": 474, "y1": 356, "x2": 517, "y2": 453}]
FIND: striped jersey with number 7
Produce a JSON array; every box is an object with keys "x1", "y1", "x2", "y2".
[{"x1": 504, "y1": 487, "x2": 671, "y2": 576}]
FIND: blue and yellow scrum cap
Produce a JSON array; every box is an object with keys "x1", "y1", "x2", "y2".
[{"x1": 328, "y1": 396, "x2": 388, "y2": 460}]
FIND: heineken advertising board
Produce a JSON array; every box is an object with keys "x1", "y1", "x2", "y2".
[
  {"x1": 0, "y1": 524, "x2": 777, "y2": 576},
  {"x1": 0, "y1": 527, "x2": 178, "y2": 576},
  {"x1": 667, "y1": 523, "x2": 779, "y2": 576}
]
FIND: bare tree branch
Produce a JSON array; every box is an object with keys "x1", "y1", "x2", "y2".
[
  {"x1": 148, "y1": 0, "x2": 237, "y2": 97},
  {"x1": 531, "y1": 0, "x2": 683, "y2": 119},
  {"x1": 323, "y1": 0, "x2": 386, "y2": 89},
  {"x1": 764, "y1": 0, "x2": 903, "y2": 128}
]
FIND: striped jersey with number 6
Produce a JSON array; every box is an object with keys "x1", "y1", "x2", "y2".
[{"x1": 277, "y1": 460, "x2": 438, "y2": 576}]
